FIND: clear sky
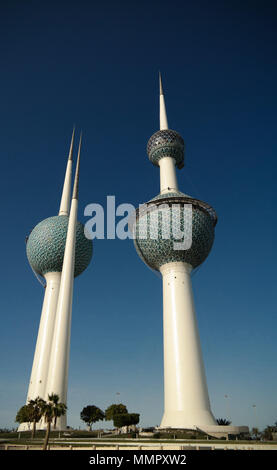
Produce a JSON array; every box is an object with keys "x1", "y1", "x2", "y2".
[{"x1": 0, "y1": 0, "x2": 276, "y2": 432}]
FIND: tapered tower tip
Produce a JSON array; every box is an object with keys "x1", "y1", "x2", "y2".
[
  {"x1": 159, "y1": 71, "x2": 164, "y2": 96},
  {"x1": 68, "y1": 127, "x2": 75, "y2": 161},
  {"x1": 58, "y1": 129, "x2": 75, "y2": 216},
  {"x1": 159, "y1": 73, "x2": 168, "y2": 130},
  {"x1": 72, "y1": 133, "x2": 82, "y2": 200}
]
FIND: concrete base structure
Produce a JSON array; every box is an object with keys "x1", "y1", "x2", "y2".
[
  {"x1": 198, "y1": 425, "x2": 249, "y2": 439},
  {"x1": 156, "y1": 425, "x2": 249, "y2": 439}
]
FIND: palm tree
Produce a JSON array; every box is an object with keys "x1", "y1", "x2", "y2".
[
  {"x1": 28, "y1": 397, "x2": 46, "y2": 439},
  {"x1": 41, "y1": 394, "x2": 67, "y2": 450},
  {"x1": 15, "y1": 405, "x2": 32, "y2": 430},
  {"x1": 252, "y1": 427, "x2": 259, "y2": 440},
  {"x1": 216, "y1": 418, "x2": 231, "y2": 426},
  {"x1": 48, "y1": 393, "x2": 67, "y2": 429}
]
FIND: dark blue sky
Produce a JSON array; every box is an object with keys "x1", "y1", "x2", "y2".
[{"x1": 0, "y1": 0, "x2": 276, "y2": 430}]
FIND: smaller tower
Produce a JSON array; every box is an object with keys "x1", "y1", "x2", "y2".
[
  {"x1": 46, "y1": 134, "x2": 82, "y2": 430},
  {"x1": 18, "y1": 132, "x2": 92, "y2": 431},
  {"x1": 24, "y1": 129, "x2": 77, "y2": 406}
]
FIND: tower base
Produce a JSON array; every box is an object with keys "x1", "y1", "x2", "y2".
[
  {"x1": 156, "y1": 424, "x2": 249, "y2": 439},
  {"x1": 198, "y1": 424, "x2": 249, "y2": 439},
  {"x1": 160, "y1": 409, "x2": 216, "y2": 430},
  {"x1": 17, "y1": 415, "x2": 67, "y2": 432}
]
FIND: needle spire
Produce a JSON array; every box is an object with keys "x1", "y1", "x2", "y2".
[
  {"x1": 59, "y1": 127, "x2": 75, "y2": 216},
  {"x1": 72, "y1": 132, "x2": 82, "y2": 200},
  {"x1": 159, "y1": 72, "x2": 168, "y2": 130}
]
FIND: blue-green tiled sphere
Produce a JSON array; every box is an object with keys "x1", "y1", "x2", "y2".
[
  {"x1": 147, "y1": 129, "x2": 185, "y2": 169},
  {"x1": 26, "y1": 215, "x2": 93, "y2": 277},
  {"x1": 133, "y1": 191, "x2": 216, "y2": 271}
]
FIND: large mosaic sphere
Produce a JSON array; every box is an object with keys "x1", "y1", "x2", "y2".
[
  {"x1": 147, "y1": 129, "x2": 185, "y2": 169},
  {"x1": 132, "y1": 191, "x2": 217, "y2": 271},
  {"x1": 26, "y1": 215, "x2": 93, "y2": 278}
]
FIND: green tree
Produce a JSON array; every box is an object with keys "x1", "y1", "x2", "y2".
[
  {"x1": 28, "y1": 397, "x2": 46, "y2": 438},
  {"x1": 128, "y1": 413, "x2": 140, "y2": 427},
  {"x1": 48, "y1": 394, "x2": 67, "y2": 429},
  {"x1": 252, "y1": 427, "x2": 259, "y2": 440},
  {"x1": 113, "y1": 413, "x2": 140, "y2": 431},
  {"x1": 80, "y1": 405, "x2": 105, "y2": 431},
  {"x1": 113, "y1": 414, "x2": 130, "y2": 429},
  {"x1": 15, "y1": 397, "x2": 45, "y2": 438},
  {"x1": 41, "y1": 394, "x2": 67, "y2": 450},
  {"x1": 216, "y1": 418, "x2": 231, "y2": 426},
  {"x1": 262, "y1": 425, "x2": 274, "y2": 441},
  {"x1": 15, "y1": 405, "x2": 32, "y2": 430},
  {"x1": 105, "y1": 404, "x2": 128, "y2": 422}
]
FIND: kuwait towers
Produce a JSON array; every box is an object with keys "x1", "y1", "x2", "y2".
[
  {"x1": 19, "y1": 131, "x2": 92, "y2": 431},
  {"x1": 132, "y1": 75, "x2": 218, "y2": 429}
]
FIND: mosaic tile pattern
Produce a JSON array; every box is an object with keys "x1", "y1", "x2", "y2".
[
  {"x1": 151, "y1": 190, "x2": 191, "y2": 201},
  {"x1": 151, "y1": 190, "x2": 217, "y2": 225},
  {"x1": 26, "y1": 215, "x2": 93, "y2": 278},
  {"x1": 133, "y1": 191, "x2": 215, "y2": 270},
  {"x1": 147, "y1": 129, "x2": 185, "y2": 169}
]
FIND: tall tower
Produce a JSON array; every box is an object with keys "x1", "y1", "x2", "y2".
[
  {"x1": 18, "y1": 132, "x2": 92, "y2": 431},
  {"x1": 132, "y1": 75, "x2": 217, "y2": 429}
]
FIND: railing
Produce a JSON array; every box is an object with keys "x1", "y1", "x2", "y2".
[{"x1": 1, "y1": 443, "x2": 276, "y2": 451}]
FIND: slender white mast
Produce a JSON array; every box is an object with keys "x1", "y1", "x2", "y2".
[
  {"x1": 46, "y1": 134, "x2": 82, "y2": 430},
  {"x1": 158, "y1": 73, "x2": 178, "y2": 193},
  {"x1": 159, "y1": 72, "x2": 168, "y2": 130},
  {"x1": 59, "y1": 127, "x2": 75, "y2": 216}
]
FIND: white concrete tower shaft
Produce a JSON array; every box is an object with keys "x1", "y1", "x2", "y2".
[
  {"x1": 160, "y1": 262, "x2": 216, "y2": 428},
  {"x1": 45, "y1": 134, "x2": 81, "y2": 430},
  {"x1": 158, "y1": 75, "x2": 216, "y2": 429}
]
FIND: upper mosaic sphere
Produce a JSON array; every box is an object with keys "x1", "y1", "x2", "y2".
[
  {"x1": 26, "y1": 215, "x2": 93, "y2": 277},
  {"x1": 132, "y1": 190, "x2": 216, "y2": 271},
  {"x1": 147, "y1": 129, "x2": 185, "y2": 169}
]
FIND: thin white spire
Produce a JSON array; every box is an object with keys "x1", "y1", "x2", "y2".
[
  {"x1": 158, "y1": 73, "x2": 179, "y2": 193},
  {"x1": 159, "y1": 72, "x2": 168, "y2": 130},
  {"x1": 58, "y1": 127, "x2": 75, "y2": 216},
  {"x1": 46, "y1": 132, "x2": 82, "y2": 415},
  {"x1": 72, "y1": 132, "x2": 82, "y2": 200}
]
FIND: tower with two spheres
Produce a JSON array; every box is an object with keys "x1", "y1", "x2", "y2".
[{"x1": 132, "y1": 75, "x2": 218, "y2": 429}]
